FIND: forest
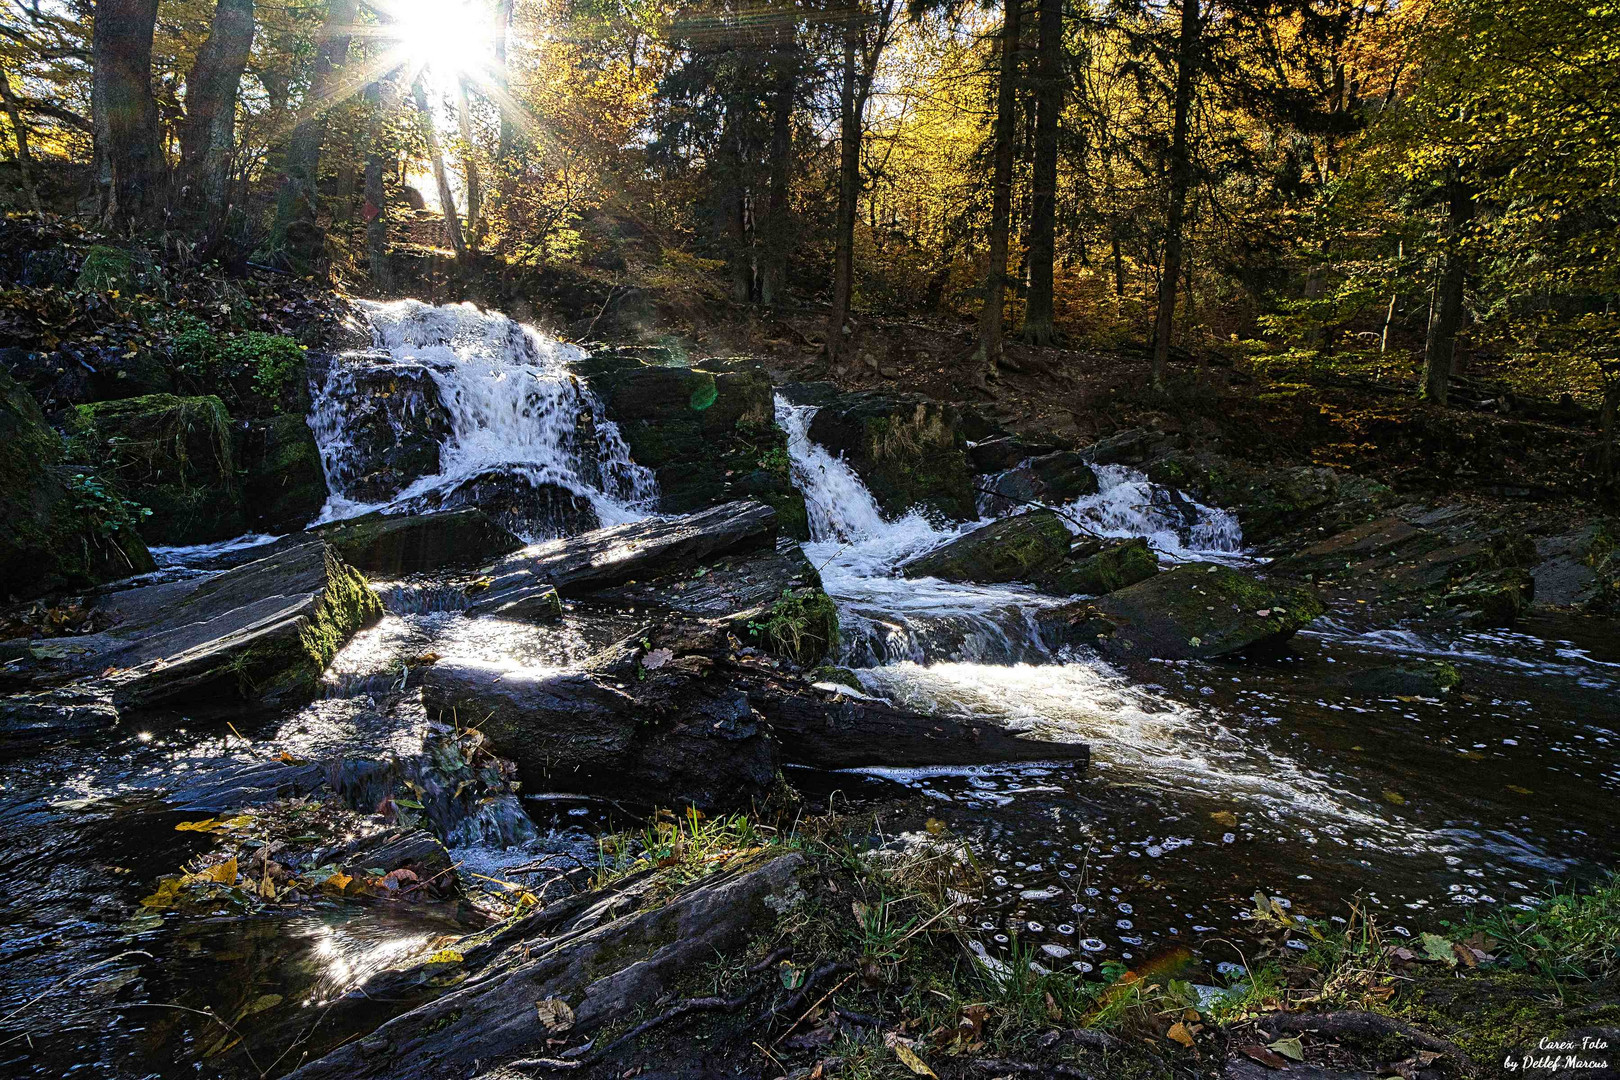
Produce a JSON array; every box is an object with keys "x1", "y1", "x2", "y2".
[{"x1": 2, "y1": 0, "x2": 1620, "y2": 1077}]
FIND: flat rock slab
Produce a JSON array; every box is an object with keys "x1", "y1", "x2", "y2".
[
  {"x1": 311, "y1": 509, "x2": 523, "y2": 575},
  {"x1": 14, "y1": 540, "x2": 381, "y2": 709},
  {"x1": 591, "y1": 535, "x2": 821, "y2": 626},
  {"x1": 1043, "y1": 563, "x2": 1323, "y2": 660},
  {"x1": 469, "y1": 499, "x2": 778, "y2": 617},
  {"x1": 284, "y1": 853, "x2": 806, "y2": 1080}
]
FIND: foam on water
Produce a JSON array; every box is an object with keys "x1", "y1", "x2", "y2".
[
  {"x1": 312, "y1": 299, "x2": 657, "y2": 532},
  {"x1": 1058, "y1": 463, "x2": 1244, "y2": 562}
]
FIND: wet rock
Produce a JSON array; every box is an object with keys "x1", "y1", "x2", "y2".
[
  {"x1": 1347, "y1": 660, "x2": 1461, "y2": 698},
  {"x1": 807, "y1": 391, "x2": 976, "y2": 520},
  {"x1": 311, "y1": 827, "x2": 458, "y2": 899},
  {"x1": 901, "y1": 511, "x2": 1156, "y2": 597},
  {"x1": 0, "y1": 686, "x2": 120, "y2": 750},
  {"x1": 313, "y1": 351, "x2": 451, "y2": 503},
  {"x1": 421, "y1": 654, "x2": 777, "y2": 810},
  {"x1": 64, "y1": 393, "x2": 247, "y2": 544},
  {"x1": 979, "y1": 451, "x2": 1099, "y2": 515},
  {"x1": 469, "y1": 499, "x2": 779, "y2": 617},
  {"x1": 580, "y1": 351, "x2": 809, "y2": 537},
  {"x1": 0, "y1": 368, "x2": 154, "y2": 599},
  {"x1": 19, "y1": 541, "x2": 382, "y2": 710},
  {"x1": 165, "y1": 759, "x2": 329, "y2": 813},
  {"x1": 1531, "y1": 528, "x2": 1605, "y2": 609},
  {"x1": 967, "y1": 434, "x2": 1059, "y2": 473},
  {"x1": 593, "y1": 537, "x2": 838, "y2": 664},
  {"x1": 312, "y1": 509, "x2": 523, "y2": 575},
  {"x1": 282, "y1": 852, "x2": 806, "y2": 1079},
  {"x1": 1042, "y1": 563, "x2": 1324, "y2": 660},
  {"x1": 238, "y1": 413, "x2": 328, "y2": 533},
  {"x1": 903, "y1": 510, "x2": 1072, "y2": 584},
  {"x1": 1445, "y1": 567, "x2": 1534, "y2": 628},
  {"x1": 1081, "y1": 426, "x2": 1185, "y2": 466},
  {"x1": 406, "y1": 467, "x2": 599, "y2": 539}
]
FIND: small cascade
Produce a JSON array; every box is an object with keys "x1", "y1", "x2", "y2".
[
  {"x1": 310, "y1": 300, "x2": 657, "y2": 538},
  {"x1": 1058, "y1": 463, "x2": 1244, "y2": 561}
]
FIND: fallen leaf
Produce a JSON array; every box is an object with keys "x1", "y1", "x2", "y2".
[
  {"x1": 1267, "y1": 1035, "x2": 1305, "y2": 1061},
  {"x1": 780, "y1": 963, "x2": 805, "y2": 990},
  {"x1": 199, "y1": 857, "x2": 238, "y2": 885},
  {"x1": 1452, "y1": 941, "x2": 1478, "y2": 968},
  {"x1": 1419, "y1": 932, "x2": 1458, "y2": 966},
  {"x1": 174, "y1": 818, "x2": 220, "y2": 832},
  {"x1": 239, "y1": 994, "x2": 282, "y2": 1018},
  {"x1": 924, "y1": 817, "x2": 946, "y2": 835},
  {"x1": 884, "y1": 1033, "x2": 938, "y2": 1078},
  {"x1": 325, "y1": 870, "x2": 353, "y2": 892},
  {"x1": 1167, "y1": 1021, "x2": 1195, "y2": 1048},
  {"x1": 642, "y1": 648, "x2": 674, "y2": 670},
  {"x1": 1211, "y1": 810, "x2": 1238, "y2": 827},
  {"x1": 1044, "y1": 990, "x2": 1061, "y2": 1022},
  {"x1": 1382, "y1": 789, "x2": 1407, "y2": 805},
  {"x1": 536, "y1": 997, "x2": 575, "y2": 1033},
  {"x1": 1239, "y1": 1044, "x2": 1289, "y2": 1069}
]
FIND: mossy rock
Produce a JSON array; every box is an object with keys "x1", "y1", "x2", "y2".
[
  {"x1": 239, "y1": 413, "x2": 328, "y2": 533},
  {"x1": 744, "y1": 586, "x2": 840, "y2": 666},
  {"x1": 311, "y1": 510, "x2": 523, "y2": 575},
  {"x1": 0, "y1": 369, "x2": 154, "y2": 599},
  {"x1": 807, "y1": 391, "x2": 976, "y2": 521},
  {"x1": 1445, "y1": 567, "x2": 1534, "y2": 628},
  {"x1": 582, "y1": 355, "x2": 809, "y2": 538},
  {"x1": 1349, "y1": 660, "x2": 1461, "y2": 697},
  {"x1": 902, "y1": 510, "x2": 1072, "y2": 584},
  {"x1": 66, "y1": 393, "x2": 247, "y2": 545},
  {"x1": 1041, "y1": 537, "x2": 1159, "y2": 596},
  {"x1": 1072, "y1": 562, "x2": 1325, "y2": 660}
]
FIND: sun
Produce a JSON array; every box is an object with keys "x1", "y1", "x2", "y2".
[{"x1": 377, "y1": 0, "x2": 503, "y2": 89}]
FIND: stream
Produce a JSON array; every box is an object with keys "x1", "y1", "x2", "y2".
[{"x1": 4, "y1": 300, "x2": 1618, "y2": 1076}]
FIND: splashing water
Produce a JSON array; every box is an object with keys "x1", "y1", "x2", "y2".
[
  {"x1": 311, "y1": 300, "x2": 657, "y2": 534},
  {"x1": 1060, "y1": 464, "x2": 1244, "y2": 562}
]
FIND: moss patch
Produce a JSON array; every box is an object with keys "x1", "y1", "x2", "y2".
[{"x1": 748, "y1": 587, "x2": 840, "y2": 665}]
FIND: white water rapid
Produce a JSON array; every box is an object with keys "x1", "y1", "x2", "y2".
[{"x1": 310, "y1": 300, "x2": 657, "y2": 535}]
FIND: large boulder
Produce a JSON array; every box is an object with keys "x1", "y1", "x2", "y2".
[
  {"x1": 979, "y1": 450, "x2": 1099, "y2": 515},
  {"x1": 310, "y1": 509, "x2": 523, "y2": 575},
  {"x1": 238, "y1": 413, "x2": 328, "y2": 533},
  {"x1": 10, "y1": 541, "x2": 382, "y2": 710},
  {"x1": 64, "y1": 393, "x2": 247, "y2": 544},
  {"x1": 1041, "y1": 562, "x2": 1324, "y2": 660},
  {"x1": 901, "y1": 510, "x2": 1157, "y2": 597},
  {"x1": 807, "y1": 391, "x2": 976, "y2": 521},
  {"x1": 309, "y1": 351, "x2": 450, "y2": 503},
  {"x1": 402, "y1": 466, "x2": 599, "y2": 539},
  {"x1": 579, "y1": 351, "x2": 809, "y2": 537},
  {"x1": 469, "y1": 499, "x2": 779, "y2": 618},
  {"x1": 0, "y1": 369, "x2": 154, "y2": 600}
]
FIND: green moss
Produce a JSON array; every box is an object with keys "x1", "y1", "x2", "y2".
[
  {"x1": 903, "y1": 511, "x2": 1071, "y2": 583},
  {"x1": 748, "y1": 587, "x2": 840, "y2": 665},
  {"x1": 231, "y1": 549, "x2": 382, "y2": 703},
  {"x1": 1041, "y1": 537, "x2": 1159, "y2": 595},
  {"x1": 75, "y1": 245, "x2": 144, "y2": 292}
]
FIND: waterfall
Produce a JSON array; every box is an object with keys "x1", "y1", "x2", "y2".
[
  {"x1": 311, "y1": 300, "x2": 657, "y2": 537},
  {"x1": 1059, "y1": 464, "x2": 1244, "y2": 561}
]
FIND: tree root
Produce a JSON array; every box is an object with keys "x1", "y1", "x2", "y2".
[{"x1": 1254, "y1": 1011, "x2": 1473, "y2": 1068}]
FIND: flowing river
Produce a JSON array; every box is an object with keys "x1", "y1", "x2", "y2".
[{"x1": 3, "y1": 301, "x2": 1618, "y2": 1075}]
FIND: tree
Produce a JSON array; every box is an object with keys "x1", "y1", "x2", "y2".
[
  {"x1": 414, "y1": 76, "x2": 468, "y2": 259},
  {"x1": 176, "y1": 0, "x2": 256, "y2": 238},
  {"x1": 968, "y1": 0, "x2": 1023, "y2": 384},
  {"x1": 93, "y1": 0, "x2": 166, "y2": 229},
  {"x1": 270, "y1": 0, "x2": 359, "y2": 271},
  {"x1": 1149, "y1": 0, "x2": 1200, "y2": 387},
  {"x1": 1020, "y1": 0, "x2": 1063, "y2": 345},
  {"x1": 827, "y1": 0, "x2": 900, "y2": 362}
]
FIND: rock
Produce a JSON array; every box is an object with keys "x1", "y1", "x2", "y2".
[
  {"x1": 281, "y1": 852, "x2": 806, "y2": 1080},
  {"x1": 0, "y1": 686, "x2": 120, "y2": 751},
  {"x1": 4, "y1": 341, "x2": 173, "y2": 409},
  {"x1": 0, "y1": 368, "x2": 154, "y2": 599},
  {"x1": 238, "y1": 413, "x2": 328, "y2": 533},
  {"x1": 404, "y1": 466, "x2": 599, "y2": 539},
  {"x1": 1445, "y1": 567, "x2": 1534, "y2": 628},
  {"x1": 1081, "y1": 426, "x2": 1185, "y2": 466},
  {"x1": 579, "y1": 351, "x2": 809, "y2": 537},
  {"x1": 593, "y1": 538, "x2": 839, "y2": 664},
  {"x1": 901, "y1": 511, "x2": 1157, "y2": 597},
  {"x1": 1348, "y1": 660, "x2": 1461, "y2": 698},
  {"x1": 17, "y1": 541, "x2": 381, "y2": 710},
  {"x1": 807, "y1": 391, "x2": 976, "y2": 520},
  {"x1": 1041, "y1": 563, "x2": 1324, "y2": 660},
  {"x1": 469, "y1": 499, "x2": 778, "y2": 617},
  {"x1": 966, "y1": 435, "x2": 1060, "y2": 473},
  {"x1": 421, "y1": 654, "x2": 777, "y2": 810},
  {"x1": 310, "y1": 510, "x2": 523, "y2": 576},
  {"x1": 903, "y1": 511, "x2": 1072, "y2": 584},
  {"x1": 64, "y1": 393, "x2": 247, "y2": 544},
  {"x1": 1040, "y1": 537, "x2": 1159, "y2": 596},
  {"x1": 979, "y1": 451, "x2": 1099, "y2": 515},
  {"x1": 311, "y1": 351, "x2": 450, "y2": 503},
  {"x1": 311, "y1": 826, "x2": 458, "y2": 899}
]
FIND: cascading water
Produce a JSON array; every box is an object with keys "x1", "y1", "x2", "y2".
[{"x1": 311, "y1": 299, "x2": 657, "y2": 537}]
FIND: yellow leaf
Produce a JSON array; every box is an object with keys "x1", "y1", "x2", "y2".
[
  {"x1": 924, "y1": 817, "x2": 946, "y2": 835},
  {"x1": 140, "y1": 877, "x2": 183, "y2": 909},
  {"x1": 1382, "y1": 789, "x2": 1407, "y2": 805},
  {"x1": 1167, "y1": 1021, "x2": 1195, "y2": 1048},
  {"x1": 1210, "y1": 810, "x2": 1238, "y2": 827},
  {"x1": 174, "y1": 818, "x2": 220, "y2": 832},
  {"x1": 325, "y1": 870, "x2": 353, "y2": 892},
  {"x1": 886, "y1": 1036, "x2": 938, "y2": 1078},
  {"x1": 201, "y1": 857, "x2": 238, "y2": 885}
]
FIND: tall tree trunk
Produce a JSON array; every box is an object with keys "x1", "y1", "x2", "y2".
[
  {"x1": 270, "y1": 0, "x2": 358, "y2": 271},
  {"x1": 1422, "y1": 178, "x2": 1473, "y2": 405},
  {"x1": 455, "y1": 76, "x2": 482, "y2": 250},
  {"x1": 93, "y1": 0, "x2": 166, "y2": 230},
  {"x1": 413, "y1": 77, "x2": 467, "y2": 260},
  {"x1": 1150, "y1": 0, "x2": 1201, "y2": 388},
  {"x1": 362, "y1": 75, "x2": 396, "y2": 291},
  {"x1": 1021, "y1": 0, "x2": 1062, "y2": 344},
  {"x1": 969, "y1": 0, "x2": 1022, "y2": 384},
  {"x1": 0, "y1": 68, "x2": 41, "y2": 214},
  {"x1": 828, "y1": 20, "x2": 861, "y2": 364},
  {"x1": 758, "y1": 42, "x2": 799, "y2": 307},
  {"x1": 494, "y1": 0, "x2": 517, "y2": 159},
  {"x1": 177, "y1": 0, "x2": 255, "y2": 236}
]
